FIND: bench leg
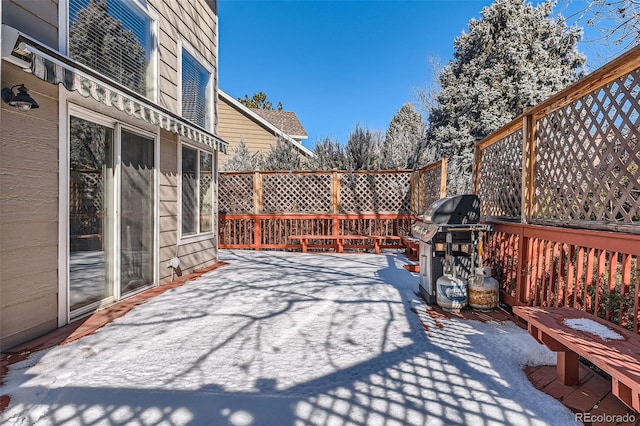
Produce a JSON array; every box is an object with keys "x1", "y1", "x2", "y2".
[
  {"x1": 613, "y1": 378, "x2": 640, "y2": 411},
  {"x1": 374, "y1": 238, "x2": 380, "y2": 254},
  {"x1": 337, "y1": 238, "x2": 344, "y2": 253},
  {"x1": 301, "y1": 239, "x2": 308, "y2": 253},
  {"x1": 557, "y1": 351, "x2": 579, "y2": 386}
]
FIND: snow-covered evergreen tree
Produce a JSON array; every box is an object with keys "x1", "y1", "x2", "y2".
[
  {"x1": 222, "y1": 140, "x2": 264, "y2": 171},
  {"x1": 308, "y1": 137, "x2": 346, "y2": 170},
  {"x1": 381, "y1": 103, "x2": 426, "y2": 169},
  {"x1": 427, "y1": 0, "x2": 585, "y2": 194},
  {"x1": 345, "y1": 125, "x2": 381, "y2": 171},
  {"x1": 262, "y1": 137, "x2": 302, "y2": 171}
]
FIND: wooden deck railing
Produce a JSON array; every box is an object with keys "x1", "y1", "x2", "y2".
[
  {"x1": 219, "y1": 213, "x2": 414, "y2": 251},
  {"x1": 484, "y1": 220, "x2": 640, "y2": 333}
]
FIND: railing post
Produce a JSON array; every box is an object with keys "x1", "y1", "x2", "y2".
[
  {"x1": 439, "y1": 157, "x2": 448, "y2": 198},
  {"x1": 253, "y1": 171, "x2": 263, "y2": 214},
  {"x1": 253, "y1": 172, "x2": 263, "y2": 250},
  {"x1": 521, "y1": 113, "x2": 537, "y2": 224},
  {"x1": 254, "y1": 216, "x2": 262, "y2": 251},
  {"x1": 411, "y1": 170, "x2": 419, "y2": 214},
  {"x1": 516, "y1": 225, "x2": 529, "y2": 304},
  {"x1": 473, "y1": 143, "x2": 482, "y2": 194},
  {"x1": 331, "y1": 171, "x2": 340, "y2": 214}
]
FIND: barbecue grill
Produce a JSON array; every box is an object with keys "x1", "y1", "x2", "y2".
[{"x1": 411, "y1": 194, "x2": 492, "y2": 306}]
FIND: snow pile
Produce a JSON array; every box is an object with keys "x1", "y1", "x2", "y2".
[
  {"x1": 1, "y1": 250, "x2": 579, "y2": 425},
  {"x1": 564, "y1": 318, "x2": 624, "y2": 341}
]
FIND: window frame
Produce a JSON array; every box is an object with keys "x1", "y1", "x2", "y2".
[
  {"x1": 178, "y1": 38, "x2": 215, "y2": 131},
  {"x1": 178, "y1": 141, "x2": 216, "y2": 243},
  {"x1": 63, "y1": 102, "x2": 160, "y2": 322},
  {"x1": 63, "y1": 0, "x2": 160, "y2": 102}
]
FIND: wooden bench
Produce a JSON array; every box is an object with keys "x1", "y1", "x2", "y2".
[
  {"x1": 514, "y1": 306, "x2": 640, "y2": 411},
  {"x1": 291, "y1": 235, "x2": 400, "y2": 254},
  {"x1": 401, "y1": 236, "x2": 419, "y2": 261}
]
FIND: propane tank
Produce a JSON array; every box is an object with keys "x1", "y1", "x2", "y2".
[
  {"x1": 436, "y1": 231, "x2": 468, "y2": 312},
  {"x1": 468, "y1": 266, "x2": 499, "y2": 311},
  {"x1": 436, "y1": 273, "x2": 468, "y2": 312}
]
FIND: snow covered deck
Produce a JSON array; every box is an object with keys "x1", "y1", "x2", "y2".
[{"x1": 2, "y1": 250, "x2": 582, "y2": 425}]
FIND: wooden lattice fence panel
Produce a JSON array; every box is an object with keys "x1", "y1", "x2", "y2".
[
  {"x1": 534, "y1": 71, "x2": 640, "y2": 226},
  {"x1": 219, "y1": 173, "x2": 254, "y2": 213},
  {"x1": 477, "y1": 130, "x2": 522, "y2": 219},
  {"x1": 262, "y1": 173, "x2": 332, "y2": 213},
  {"x1": 70, "y1": 170, "x2": 103, "y2": 236},
  {"x1": 339, "y1": 172, "x2": 412, "y2": 213},
  {"x1": 417, "y1": 166, "x2": 444, "y2": 214}
]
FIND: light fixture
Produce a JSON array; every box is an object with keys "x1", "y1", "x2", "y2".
[{"x1": 2, "y1": 84, "x2": 39, "y2": 111}]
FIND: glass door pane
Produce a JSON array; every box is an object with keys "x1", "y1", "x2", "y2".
[
  {"x1": 120, "y1": 129, "x2": 155, "y2": 295},
  {"x1": 181, "y1": 145, "x2": 197, "y2": 235},
  {"x1": 69, "y1": 117, "x2": 115, "y2": 311},
  {"x1": 199, "y1": 151, "x2": 213, "y2": 232}
]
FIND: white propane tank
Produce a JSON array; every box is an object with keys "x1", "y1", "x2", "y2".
[
  {"x1": 468, "y1": 266, "x2": 499, "y2": 311},
  {"x1": 436, "y1": 273, "x2": 468, "y2": 313}
]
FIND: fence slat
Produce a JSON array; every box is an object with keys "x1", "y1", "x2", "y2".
[{"x1": 488, "y1": 222, "x2": 640, "y2": 333}]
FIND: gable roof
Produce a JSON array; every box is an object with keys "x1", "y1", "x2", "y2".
[
  {"x1": 249, "y1": 109, "x2": 308, "y2": 140},
  {"x1": 218, "y1": 90, "x2": 314, "y2": 158}
]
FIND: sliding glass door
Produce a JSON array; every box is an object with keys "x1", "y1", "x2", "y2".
[
  {"x1": 69, "y1": 115, "x2": 156, "y2": 316},
  {"x1": 69, "y1": 117, "x2": 115, "y2": 311},
  {"x1": 120, "y1": 130, "x2": 155, "y2": 296}
]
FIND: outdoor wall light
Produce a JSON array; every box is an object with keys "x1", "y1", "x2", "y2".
[{"x1": 2, "y1": 84, "x2": 39, "y2": 111}]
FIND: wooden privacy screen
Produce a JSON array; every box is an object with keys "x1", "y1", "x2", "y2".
[
  {"x1": 218, "y1": 160, "x2": 447, "y2": 251},
  {"x1": 474, "y1": 128, "x2": 522, "y2": 219},
  {"x1": 474, "y1": 44, "x2": 640, "y2": 232},
  {"x1": 219, "y1": 159, "x2": 447, "y2": 215},
  {"x1": 475, "y1": 44, "x2": 640, "y2": 332}
]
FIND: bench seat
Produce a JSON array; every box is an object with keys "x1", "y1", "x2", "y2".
[
  {"x1": 401, "y1": 236, "x2": 419, "y2": 261},
  {"x1": 290, "y1": 235, "x2": 399, "y2": 254},
  {"x1": 514, "y1": 306, "x2": 640, "y2": 412}
]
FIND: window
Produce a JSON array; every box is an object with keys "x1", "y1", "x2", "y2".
[
  {"x1": 68, "y1": 0, "x2": 157, "y2": 99},
  {"x1": 181, "y1": 145, "x2": 214, "y2": 237},
  {"x1": 181, "y1": 47, "x2": 213, "y2": 130}
]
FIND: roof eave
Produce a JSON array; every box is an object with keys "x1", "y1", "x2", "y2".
[{"x1": 218, "y1": 89, "x2": 315, "y2": 158}]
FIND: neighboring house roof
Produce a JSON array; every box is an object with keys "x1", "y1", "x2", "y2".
[
  {"x1": 218, "y1": 89, "x2": 314, "y2": 158},
  {"x1": 249, "y1": 109, "x2": 308, "y2": 140}
]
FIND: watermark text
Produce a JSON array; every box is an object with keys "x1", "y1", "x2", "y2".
[{"x1": 575, "y1": 412, "x2": 636, "y2": 423}]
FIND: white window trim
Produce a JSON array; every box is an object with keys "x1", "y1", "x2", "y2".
[
  {"x1": 178, "y1": 140, "x2": 216, "y2": 244},
  {"x1": 178, "y1": 38, "x2": 215, "y2": 131},
  {"x1": 61, "y1": 0, "x2": 160, "y2": 103},
  {"x1": 58, "y1": 86, "x2": 69, "y2": 327}
]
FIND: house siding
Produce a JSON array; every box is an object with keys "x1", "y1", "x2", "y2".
[
  {"x1": 2, "y1": 0, "x2": 58, "y2": 50},
  {"x1": 152, "y1": 0, "x2": 217, "y2": 115},
  {"x1": 0, "y1": 64, "x2": 60, "y2": 350},
  {"x1": 218, "y1": 97, "x2": 277, "y2": 166},
  {"x1": 0, "y1": 0, "x2": 220, "y2": 349},
  {"x1": 158, "y1": 131, "x2": 218, "y2": 283}
]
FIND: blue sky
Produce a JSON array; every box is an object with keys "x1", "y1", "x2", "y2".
[{"x1": 218, "y1": 0, "x2": 615, "y2": 150}]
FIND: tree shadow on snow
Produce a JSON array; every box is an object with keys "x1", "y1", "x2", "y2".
[{"x1": 1, "y1": 251, "x2": 575, "y2": 425}]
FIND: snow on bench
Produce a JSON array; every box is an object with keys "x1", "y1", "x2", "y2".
[{"x1": 514, "y1": 306, "x2": 640, "y2": 412}]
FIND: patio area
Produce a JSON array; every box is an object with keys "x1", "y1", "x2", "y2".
[{"x1": 1, "y1": 250, "x2": 581, "y2": 425}]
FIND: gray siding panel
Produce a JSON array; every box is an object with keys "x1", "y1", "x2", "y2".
[
  {"x1": 2, "y1": 0, "x2": 58, "y2": 49},
  {"x1": 0, "y1": 65, "x2": 60, "y2": 349}
]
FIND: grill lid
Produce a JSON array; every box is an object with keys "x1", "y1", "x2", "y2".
[
  {"x1": 421, "y1": 194, "x2": 481, "y2": 224},
  {"x1": 411, "y1": 222, "x2": 439, "y2": 241}
]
